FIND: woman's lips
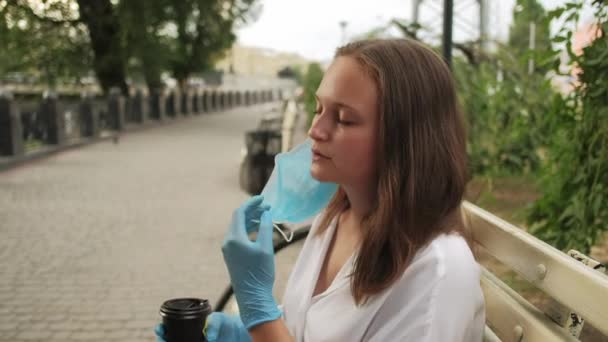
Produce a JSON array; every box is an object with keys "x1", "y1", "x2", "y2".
[{"x1": 312, "y1": 148, "x2": 330, "y2": 160}]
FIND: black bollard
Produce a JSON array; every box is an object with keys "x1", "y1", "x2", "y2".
[
  {"x1": 166, "y1": 89, "x2": 180, "y2": 118},
  {"x1": 203, "y1": 90, "x2": 212, "y2": 113},
  {"x1": 0, "y1": 92, "x2": 25, "y2": 156},
  {"x1": 218, "y1": 92, "x2": 225, "y2": 111},
  {"x1": 227, "y1": 91, "x2": 234, "y2": 109},
  {"x1": 108, "y1": 88, "x2": 126, "y2": 131},
  {"x1": 244, "y1": 91, "x2": 250, "y2": 106},
  {"x1": 79, "y1": 93, "x2": 100, "y2": 138},
  {"x1": 40, "y1": 92, "x2": 66, "y2": 145},
  {"x1": 132, "y1": 89, "x2": 148, "y2": 124},
  {"x1": 181, "y1": 90, "x2": 192, "y2": 116},
  {"x1": 191, "y1": 91, "x2": 199, "y2": 114},
  {"x1": 149, "y1": 88, "x2": 166, "y2": 121},
  {"x1": 210, "y1": 91, "x2": 218, "y2": 112}
]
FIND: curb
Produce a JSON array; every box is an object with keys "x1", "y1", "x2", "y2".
[{"x1": 0, "y1": 134, "x2": 117, "y2": 173}]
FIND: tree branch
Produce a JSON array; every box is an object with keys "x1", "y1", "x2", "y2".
[
  {"x1": 390, "y1": 19, "x2": 418, "y2": 39},
  {"x1": 453, "y1": 42, "x2": 479, "y2": 66}
]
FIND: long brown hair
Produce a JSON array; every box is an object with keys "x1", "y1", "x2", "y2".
[{"x1": 315, "y1": 38, "x2": 470, "y2": 305}]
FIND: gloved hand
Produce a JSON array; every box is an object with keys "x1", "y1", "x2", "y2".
[
  {"x1": 243, "y1": 198, "x2": 271, "y2": 235},
  {"x1": 154, "y1": 312, "x2": 252, "y2": 342},
  {"x1": 222, "y1": 195, "x2": 282, "y2": 330}
]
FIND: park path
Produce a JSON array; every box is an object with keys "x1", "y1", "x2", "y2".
[{"x1": 0, "y1": 102, "x2": 305, "y2": 341}]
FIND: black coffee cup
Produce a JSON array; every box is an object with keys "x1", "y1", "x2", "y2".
[{"x1": 160, "y1": 298, "x2": 212, "y2": 342}]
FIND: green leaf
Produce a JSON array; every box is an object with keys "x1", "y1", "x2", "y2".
[
  {"x1": 548, "y1": 8, "x2": 565, "y2": 20},
  {"x1": 553, "y1": 35, "x2": 568, "y2": 43},
  {"x1": 585, "y1": 48, "x2": 608, "y2": 66}
]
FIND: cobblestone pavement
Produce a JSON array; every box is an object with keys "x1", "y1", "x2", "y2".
[{"x1": 0, "y1": 104, "x2": 304, "y2": 341}]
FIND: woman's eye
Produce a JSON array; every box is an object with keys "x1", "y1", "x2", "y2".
[{"x1": 337, "y1": 115, "x2": 353, "y2": 125}]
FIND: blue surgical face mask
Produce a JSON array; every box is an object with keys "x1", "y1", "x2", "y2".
[{"x1": 260, "y1": 138, "x2": 338, "y2": 237}]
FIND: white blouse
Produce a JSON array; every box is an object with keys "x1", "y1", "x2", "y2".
[{"x1": 281, "y1": 213, "x2": 485, "y2": 342}]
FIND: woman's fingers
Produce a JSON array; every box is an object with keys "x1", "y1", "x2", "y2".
[
  {"x1": 256, "y1": 211, "x2": 274, "y2": 251},
  {"x1": 245, "y1": 205, "x2": 271, "y2": 223},
  {"x1": 203, "y1": 313, "x2": 220, "y2": 342},
  {"x1": 228, "y1": 196, "x2": 268, "y2": 241},
  {"x1": 154, "y1": 324, "x2": 165, "y2": 341},
  {"x1": 244, "y1": 195, "x2": 264, "y2": 209}
]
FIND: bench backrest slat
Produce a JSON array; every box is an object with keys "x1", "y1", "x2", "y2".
[
  {"x1": 463, "y1": 201, "x2": 608, "y2": 337},
  {"x1": 481, "y1": 268, "x2": 579, "y2": 341}
]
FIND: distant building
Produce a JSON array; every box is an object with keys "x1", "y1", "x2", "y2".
[
  {"x1": 216, "y1": 44, "x2": 312, "y2": 77},
  {"x1": 213, "y1": 44, "x2": 311, "y2": 92}
]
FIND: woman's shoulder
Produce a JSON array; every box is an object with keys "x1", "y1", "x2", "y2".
[
  {"x1": 384, "y1": 232, "x2": 481, "y2": 303},
  {"x1": 430, "y1": 233, "x2": 479, "y2": 274},
  {"x1": 410, "y1": 233, "x2": 480, "y2": 286},
  {"x1": 376, "y1": 233, "x2": 480, "y2": 301},
  {"x1": 406, "y1": 232, "x2": 484, "y2": 318},
  {"x1": 364, "y1": 233, "x2": 485, "y2": 341}
]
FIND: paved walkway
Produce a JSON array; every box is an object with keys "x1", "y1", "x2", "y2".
[{"x1": 0, "y1": 103, "x2": 305, "y2": 341}]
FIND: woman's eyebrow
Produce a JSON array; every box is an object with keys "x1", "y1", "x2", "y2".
[{"x1": 314, "y1": 94, "x2": 359, "y2": 114}]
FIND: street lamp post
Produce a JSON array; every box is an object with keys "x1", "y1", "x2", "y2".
[
  {"x1": 442, "y1": 0, "x2": 453, "y2": 69},
  {"x1": 339, "y1": 21, "x2": 348, "y2": 45}
]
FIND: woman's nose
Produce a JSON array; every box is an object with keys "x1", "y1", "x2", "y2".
[{"x1": 308, "y1": 113, "x2": 330, "y2": 141}]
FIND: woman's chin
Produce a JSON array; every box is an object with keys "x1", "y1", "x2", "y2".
[{"x1": 310, "y1": 167, "x2": 334, "y2": 183}]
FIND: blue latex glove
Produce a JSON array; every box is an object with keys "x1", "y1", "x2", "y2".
[
  {"x1": 205, "y1": 312, "x2": 252, "y2": 342},
  {"x1": 222, "y1": 195, "x2": 282, "y2": 329},
  {"x1": 154, "y1": 324, "x2": 166, "y2": 342},
  {"x1": 154, "y1": 312, "x2": 251, "y2": 342},
  {"x1": 244, "y1": 200, "x2": 271, "y2": 235}
]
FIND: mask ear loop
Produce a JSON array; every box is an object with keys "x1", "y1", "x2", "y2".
[
  {"x1": 250, "y1": 219, "x2": 294, "y2": 243},
  {"x1": 273, "y1": 223, "x2": 294, "y2": 243}
]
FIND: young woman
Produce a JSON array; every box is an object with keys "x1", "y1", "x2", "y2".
[{"x1": 156, "y1": 38, "x2": 485, "y2": 341}]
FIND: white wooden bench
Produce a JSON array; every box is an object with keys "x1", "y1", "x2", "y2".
[{"x1": 462, "y1": 201, "x2": 608, "y2": 341}]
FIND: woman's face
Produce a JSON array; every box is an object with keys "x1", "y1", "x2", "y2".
[{"x1": 308, "y1": 56, "x2": 379, "y2": 188}]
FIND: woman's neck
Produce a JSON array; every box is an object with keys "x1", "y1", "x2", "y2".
[{"x1": 341, "y1": 183, "x2": 375, "y2": 226}]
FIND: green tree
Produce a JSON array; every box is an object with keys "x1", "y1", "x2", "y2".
[
  {"x1": 77, "y1": 0, "x2": 129, "y2": 94},
  {"x1": 527, "y1": 0, "x2": 608, "y2": 253},
  {"x1": 302, "y1": 62, "x2": 324, "y2": 126},
  {"x1": 453, "y1": 0, "x2": 556, "y2": 177},
  {"x1": 0, "y1": 1, "x2": 92, "y2": 87},
  {"x1": 166, "y1": 0, "x2": 260, "y2": 90},
  {"x1": 118, "y1": 0, "x2": 170, "y2": 91},
  {"x1": 1, "y1": 0, "x2": 128, "y2": 93},
  {"x1": 387, "y1": 11, "x2": 556, "y2": 176},
  {"x1": 454, "y1": 55, "x2": 555, "y2": 176},
  {"x1": 1, "y1": 0, "x2": 260, "y2": 94},
  {"x1": 508, "y1": 0, "x2": 552, "y2": 74}
]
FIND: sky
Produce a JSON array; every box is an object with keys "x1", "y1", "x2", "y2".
[{"x1": 236, "y1": 0, "x2": 593, "y2": 62}]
